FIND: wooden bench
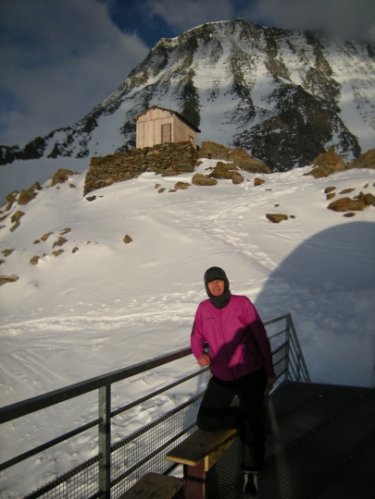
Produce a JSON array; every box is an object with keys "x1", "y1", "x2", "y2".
[
  {"x1": 119, "y1": 472, "x2": 184, "y2": 499},
  {"x1": 166, "y1": 428, "x2": 237, "y2": 499}
]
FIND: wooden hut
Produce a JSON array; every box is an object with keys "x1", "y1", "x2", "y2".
[{"x1": 136, "y1": 106, "x2": 200, "y2": 149}]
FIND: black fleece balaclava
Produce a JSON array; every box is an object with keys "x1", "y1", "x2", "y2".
[{"x1": 204, "y1": 266, "x2": 231, "y2": 309}]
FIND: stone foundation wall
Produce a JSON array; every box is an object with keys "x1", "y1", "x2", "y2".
[{"x1": 84, "y1": 142, "x2": 198, "y2": 195}]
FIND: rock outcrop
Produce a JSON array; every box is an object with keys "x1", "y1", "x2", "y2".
[{"x1": 198, "y1": 141, "x2": 271, "y2": 173}]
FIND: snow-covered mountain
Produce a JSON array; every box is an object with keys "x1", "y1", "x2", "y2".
[{"x1": 1, "y1": 19, "x2": 374, "y2": 174}]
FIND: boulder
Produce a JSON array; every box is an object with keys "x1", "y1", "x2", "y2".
[
  {"x1": 306, "y1": 148, "x2": 346, "y2": 178},
  {"x1": 123, "y1": 234, "x2": 133, "y2": 244},
  {"x1": 198, "y1": 141, "x2": 271, "y2": 173},
  {"x1": 348, "y1": 149, "x2": 375, "y2": 169},
  {"x1": 266, "y1": 213, "x2": 289, "y2": 223},
  {"x1": 327, "y1": 193, "x2": 368, "y2": 212},
  {"x1": 192, "y1": 174, "x2": 217, "y2": 186},
  {"x1": 0, "y1": 274, "x2": 19, "y2": 285}
]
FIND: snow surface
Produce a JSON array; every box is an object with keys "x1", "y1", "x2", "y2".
[{"x1": 0, "y1": 160, "x2": 375, "y2": 497}]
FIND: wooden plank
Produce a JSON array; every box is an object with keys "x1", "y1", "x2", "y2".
[
  {"x1": 166, "y1": 429, "x2": 237, "y2": 468},
  {"x1": 119, "y1": 472, "x2": 184, "y2": 499}
]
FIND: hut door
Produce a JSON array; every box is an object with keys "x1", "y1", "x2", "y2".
[{"x1": 161, "y1": 124, "x2": 171, "y2": 144}]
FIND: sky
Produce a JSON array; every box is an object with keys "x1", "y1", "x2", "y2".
[
  {"x1": 0, "y1": 0, "x2": 375, "y2": 147},
  {"x1": 0, "y1": 158, "x2": 374, "y2": 496}
]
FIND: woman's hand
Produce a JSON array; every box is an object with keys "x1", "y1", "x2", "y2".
[{"x1": 197, "y1": 354, "x2": 211, "y2": 367}]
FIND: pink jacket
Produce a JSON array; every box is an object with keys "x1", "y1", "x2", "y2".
[{"x1": 191, "y1": 295, "x2": 275, "y2": 381}]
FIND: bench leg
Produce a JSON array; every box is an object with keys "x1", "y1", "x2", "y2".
[{"x1": 183, "y1": 461, "x2": 206, "y2": 499}]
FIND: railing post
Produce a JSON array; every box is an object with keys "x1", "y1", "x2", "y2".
[
  {"x1": 99, "y1": 385, "x2": 111, "y2": 498},
  {"x1": 287, "y1": 313, "x2": 311, "y2": 383},
  {"x1": 285, "y1": 315, "x2": 291, "y2": 381}
]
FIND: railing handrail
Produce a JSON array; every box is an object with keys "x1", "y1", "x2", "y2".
[
  {"x1": 0, "y1": 313, "x2": 302, "y2": 423},
  {"x1": 0, "y1": 347, "x2": 192, "y2": 424}
]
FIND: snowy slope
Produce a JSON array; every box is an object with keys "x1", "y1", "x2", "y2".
[{"x1": 0, "y1": 160, "x2": 374, "y2": 497}]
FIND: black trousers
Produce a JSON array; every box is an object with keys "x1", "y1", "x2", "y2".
[{"x1": 197, "y1": 368, "x2": 267, "y2": 471}]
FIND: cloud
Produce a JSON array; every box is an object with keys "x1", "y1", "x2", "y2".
[
  {"x1": 248, "y1": 0, "x2": 375, "y2": 43},
  {"x1": 147, "y1": 0, "x2": 375, "y2": 43},
  {"x1": 0, "y1": 0, "x2": 148, "y2": 146},
  {"x1": 144, "y1": 0, "x2": 234, "y2": 32}
]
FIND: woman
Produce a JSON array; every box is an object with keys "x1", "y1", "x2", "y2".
[{"x1": 191, "y1": 266, "x2": 275, "y2": 496}]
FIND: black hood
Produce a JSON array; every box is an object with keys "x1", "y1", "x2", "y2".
[{"x1": 204, "y1": 266, "x2": 231, "y2": 309}]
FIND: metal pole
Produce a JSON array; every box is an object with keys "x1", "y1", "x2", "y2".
[
  {"x1": 287, "y1": 313, "x2": 311, "y2": 382},
  {"x1": 285, "y1": 316, "x2": 291, "y2": 381},
  {"x1": 99, "y1": 385, "x2": 111, "y2": 498}
]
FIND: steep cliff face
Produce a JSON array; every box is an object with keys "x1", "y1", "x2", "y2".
[{"x1": 1, "y1": 19, "x2": 374, "y2": 171}]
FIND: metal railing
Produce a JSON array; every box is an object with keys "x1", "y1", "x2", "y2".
[{"x1": 0, "y1": 313, "x2": 309, "y2": 498}]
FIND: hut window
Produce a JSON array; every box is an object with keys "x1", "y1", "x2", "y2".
[{"x1": 161, "y1": 124, "x2": 171, "y2": 143}]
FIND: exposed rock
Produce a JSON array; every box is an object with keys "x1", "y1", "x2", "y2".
[
  {"x1": 340, "y1": 188, "x2": 355, "y2": 194},
  {"x1": 5, "y1": 192, "x2": 18, "y2": 210},
  {"x1": 30, "y1": 255, "x2": 40, "y2": 265},
  {"x1": 10, "y1": 210, "x2": 25, "y2": 231},
  {"x1": 52, "y1": 249, "x2": 64, "y2": 257},
  {"x1": 192, "y1": 174, "x2": 218, "y2": 186},
  {"x1": 18, "y1": 182, "x2": 42, "y2": 205},
  {"x1": 72, "y1": 247, "x2": 79, "y2": 254},
  {"x1": 254, "y1": 178, "x2": 266, "y2": 186},
  {"x1": 348, "y1": 149, "x2": 375, "y2": 169},
  {"x1": 123, "y1": 234, "x2": 133, "y2": 244},
  {"x1": 231, "y1": 172, "x2": 244, "y2": 184},
  {"x1": 266, "y1": 213, "x2": 289, "y2": 223},
  {"x1": 210, "y1": 162, "x2": 244, "y2": 183},
  {"x1": 211, "y1": 162, "x2": 238, "y2": 179},
  {"x1": 174, "y1": 181, "x2": 190, "y2": 190},
  {"x1": 327, "y1": 192, "x2": 372, "y2": 212},
  {"x1": 2, "y1": 249, "x2": 14, "y2": 257},
  {"x1": 198, "y1": 141, "x2": 230, "y2": 160},
  {"x1": 364, "y1": 192, "x2": 375, "y2": 206},
  {"x1": 198, "y1": 141, "x2": 271, "y2": 173},
  {"x1": 52, "y1": 236, "x2": 67, "y2": 248},
  {"x1": 60, "y1": 228, "x2": 72, "y2": 235},
  {"x1": 51, "y1": 168, "x2": 77, "y2": 186},
  {"x1": 40, "y1": 232, "x2": 53, "y2": 241},
  {"x1": 306, "y1": 148, "x2": 346, "y2": 178},
  {"x1": 0, "y1": 274, "x2": 19, "y2": 285},
  {"x1": 228, "y1": 149, "x2": 270, "y2": 173},
  {"x1": 11, "y1": 210, "x2": 25, "y2": 224}
]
